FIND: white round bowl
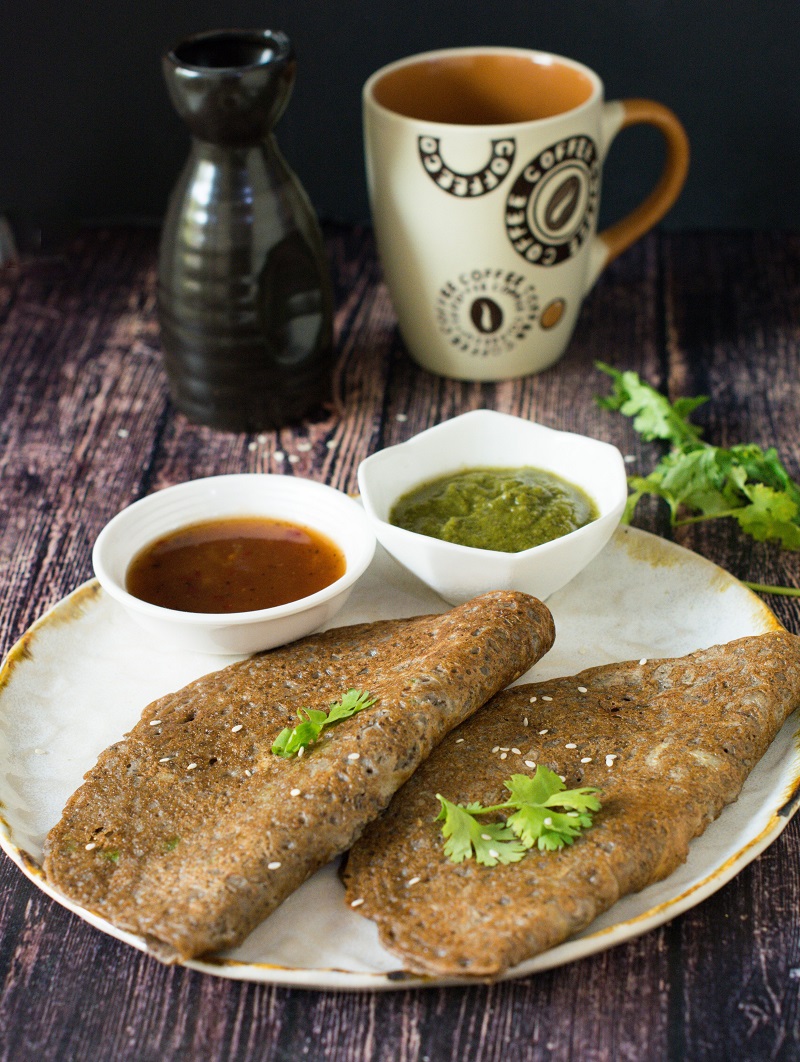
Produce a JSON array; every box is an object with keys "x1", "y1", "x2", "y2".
[
  {"x1": 357, "y1": 410, "x2": 627, "y2": 604},
  {"x1": 92, "y1": 474, "x2": 376, "y2": 655}
]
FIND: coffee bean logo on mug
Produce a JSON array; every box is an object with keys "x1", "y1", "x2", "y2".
[
  {"x1": 436, "y1": 269, "x2": 539, "y2": 360},
  {"x1": 363, "y1": 47, "x2": 689, "y2": 380},
  {"x1": 505, "y1": 135, "x2": 600, "y2": 266}
]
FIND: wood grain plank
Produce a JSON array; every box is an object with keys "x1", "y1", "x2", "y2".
[
  {"x1": 659, "y1": 231, "x2": 800, "y2": 635},
  {"x1": 0, "y1": 231, "x2": 168, "y2": 649},
  {"x1": 668, "y1": 819, "x2": 800, "y2": 1062}
]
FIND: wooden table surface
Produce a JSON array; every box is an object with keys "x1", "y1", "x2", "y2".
[{"x1": 1, "y1": 225, "x2": 799, "y2": 1061}]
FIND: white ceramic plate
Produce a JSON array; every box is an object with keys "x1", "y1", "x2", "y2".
[{"x1": 0, "y1": 526, "x2": 796, "y2": 990}]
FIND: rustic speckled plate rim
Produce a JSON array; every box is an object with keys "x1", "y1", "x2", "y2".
[{"x1": 0, "y1": 526, "x2": 796, "y2": 991}]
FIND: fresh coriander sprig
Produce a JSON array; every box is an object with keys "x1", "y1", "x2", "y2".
[
  {"x1": 436, "y1": 766, "x2": 601, "y2": 867},
  {"x1": 271, "y1": 689, "x2": 376, "y2": 758},
  {"x1": 596, "y1": 361, "x2": 708, "y2": 447},
  {"x1": 596, "y1": 363, "x2": 800, "y2": 561}
]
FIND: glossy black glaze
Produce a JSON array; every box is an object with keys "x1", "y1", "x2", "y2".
[{"x1": 158, "y1": 29, "x2": 334, "y2": 431}]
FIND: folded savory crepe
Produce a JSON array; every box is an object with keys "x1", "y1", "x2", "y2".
[
  {"x1": 343, "y1": 631, "x2": 800, "y2": 978},
  {"x1": 42, "y1": 590, "x2": 554, "y2": 961}
]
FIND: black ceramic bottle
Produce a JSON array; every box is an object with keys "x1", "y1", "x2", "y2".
[{"x1": 158, "y1": 29, "x2": 334, "y2": 432}]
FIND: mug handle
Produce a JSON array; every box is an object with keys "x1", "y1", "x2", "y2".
[{"x1": 586, "y1": 99, "x2": 689, "y2": 290}]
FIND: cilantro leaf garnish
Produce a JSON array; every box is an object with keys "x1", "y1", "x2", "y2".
[
  {"x1": 503, "y1": 772, "x2": 599, "y2": 850},
  {"x1": 435, "y1": 797, "x2": 527, "y2": 866},
  {"x1": 271, "y1": 689, "x2": 376, "y2": 758},
  {"x1": 436, "y1": 766, "x2": 601, "y2": 866},
  {"x1": 596, "y1": 363, "x2": 800, "y2": 577}
]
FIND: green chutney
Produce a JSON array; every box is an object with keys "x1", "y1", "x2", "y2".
[{"x1": 389, "y1": 467, "x2": 598, "y2": 552}]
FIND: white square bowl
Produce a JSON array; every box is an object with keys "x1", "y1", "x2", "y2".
[{"x1": 357, "y1": 410, "x2": 627, "y2": 604}]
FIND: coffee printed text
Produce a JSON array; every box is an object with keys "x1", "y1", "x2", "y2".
[{"x1": 419, "y1": 137, "x2": 516, "y2": 197}]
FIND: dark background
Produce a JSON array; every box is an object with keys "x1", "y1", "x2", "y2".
[{"x1": 2, "y1": 0, "x2": 799, "y2": 237}]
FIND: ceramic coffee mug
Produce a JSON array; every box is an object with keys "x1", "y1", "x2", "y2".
[{"x1": 363, "y1": 47, "x2": 689, "y2": 380}]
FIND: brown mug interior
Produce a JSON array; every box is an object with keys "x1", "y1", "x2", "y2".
[{"x1": 371, "y1": 52, "x2": 596, "y2": 125}]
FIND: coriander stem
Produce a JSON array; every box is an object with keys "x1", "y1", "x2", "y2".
[
  {"x1": 674, "y1": 510, "x2": 742, "y2": 527},
  {"x1": 472, "y1": 802, "x2": 515, "y2": 815},
  {"x1": 743, "y1": 582, "x2": 800, "y2": 597}
]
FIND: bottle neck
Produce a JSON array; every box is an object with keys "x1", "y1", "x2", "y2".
[{"x1": 163, "y1": 30, "x2": 295, "y2": 146}]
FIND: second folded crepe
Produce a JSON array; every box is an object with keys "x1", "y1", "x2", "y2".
[{"x1": 343, "y1": 630, "x2": 800, "y2": 978}]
